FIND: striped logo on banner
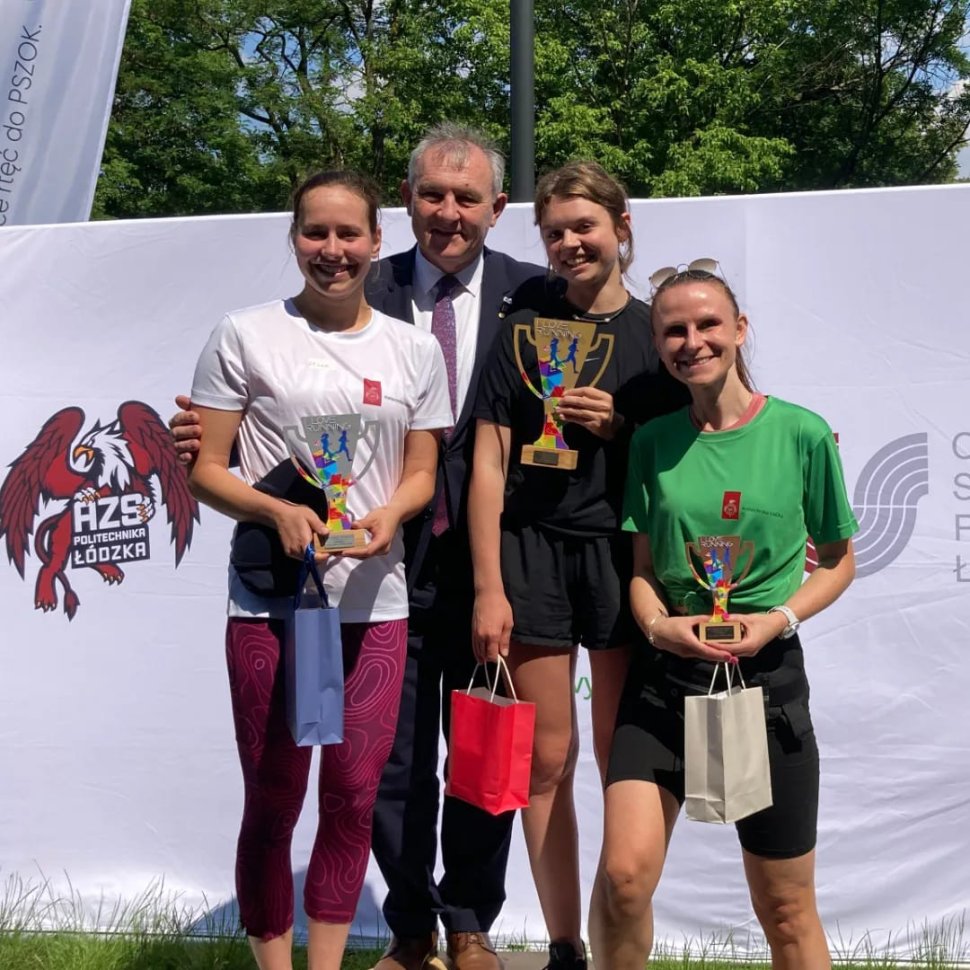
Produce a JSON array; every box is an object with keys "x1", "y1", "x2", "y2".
[{"x1": 806, "y1": 432, "x2": 929, "y2": 577}]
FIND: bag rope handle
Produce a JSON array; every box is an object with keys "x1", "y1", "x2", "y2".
[
  {"x1": 465, "y1": 655, "x2": 519, "y2": 702},
  {"x1": 707, "y1": 658, "x2": 746, "y2": 696},
  {"x1": 295, "y1": 544, "x2": 331, "y2": 609}
]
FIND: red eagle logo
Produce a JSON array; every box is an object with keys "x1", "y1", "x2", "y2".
[{"x1": 0, "y1": 401, "x2": 199, "y2": 620}]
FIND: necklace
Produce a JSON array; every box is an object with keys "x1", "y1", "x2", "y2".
[{"x1": 568, "y1": 292, "x2": 632, "y2": 323}]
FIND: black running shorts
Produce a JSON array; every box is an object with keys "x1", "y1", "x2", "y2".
[
  {"x1": 607, "y1": 638, "x2": 819, "y2": 859},
  {"x1": 500, "y1": 524, "x2": 634, "y2": 651}
]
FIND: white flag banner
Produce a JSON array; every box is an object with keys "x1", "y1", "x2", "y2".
[{"x1": 0, "y1": 0, "x2": 131, "y2": 227}]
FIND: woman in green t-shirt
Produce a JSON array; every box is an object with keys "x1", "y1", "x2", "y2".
[{"x1": 589, "y1": 266, "x2": 858, "y2": 970}]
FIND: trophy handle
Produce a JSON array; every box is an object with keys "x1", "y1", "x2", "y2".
[
  {"x1": 284, "y1": 423, "x2": 310, "y2": 448},
  {"x1": 283, "y1": 424, "x2": 323, "y2": 490},
  {"x1": 583, "y1": 332, "x2": 615, "y2": 389},
  {"x1": 512, "y1": 323, "x2": 545, "y2": 401},
  {"x1": 352, "y1": 419, "x2": 383, "y2": 482},
  {"x1": 684, "y1": 541, "x2": 710, "y2": 589},
  {"x1": 730, "y1": 540, "x2": 756, "y2": 589}
]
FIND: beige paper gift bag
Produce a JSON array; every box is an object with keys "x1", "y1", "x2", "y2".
[{"x1": 684, "y1": 662, "x2": 773, "y2": 824}]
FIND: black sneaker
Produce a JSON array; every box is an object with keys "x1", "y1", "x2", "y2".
[{"x1": 543, "y1": 941, "x2": 587, "y2": 970}]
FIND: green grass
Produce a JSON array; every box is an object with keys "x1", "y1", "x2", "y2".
[
  {"x1": 0, "y1": 933, "x2": 387, "y2": 970},
  {"x1": 2, "y1": 933, "x2": 968, "y2": 970},
  {"x1": 0, "y1": 874, "x2": 385, "y2": 969},
  {"x1": 1, "y1": 933, "x2": 968, "y2": 970},
  {"x1": 0, "y1": 931, "x2": 262, "y2": 970},
  {"x1": 0, "y1": 874, "x2": 965, "y2": 969}
]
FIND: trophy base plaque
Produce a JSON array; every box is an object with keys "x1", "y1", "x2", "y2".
[
  {"x1": 521, "y1": 445, "x2": 578, "y2": 470},
  {"x1": 698, "y1": 620, "x2": 743, "y2": 645},
  {"x1": 314, "y1": 529, "x2": 368, "y2": 553}
]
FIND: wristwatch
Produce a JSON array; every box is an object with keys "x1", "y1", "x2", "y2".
[{"x1": 768, "y1": 605, "x2": 800, "y2": 639}]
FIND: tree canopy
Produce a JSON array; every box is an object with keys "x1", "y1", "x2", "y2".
[{"x1": 93, "y1": 0, "x2": 970, "y2": 217}]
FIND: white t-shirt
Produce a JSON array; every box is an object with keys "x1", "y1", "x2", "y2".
[{"x1": 191, "y1": 299, "x2": 452, "y2": 622}]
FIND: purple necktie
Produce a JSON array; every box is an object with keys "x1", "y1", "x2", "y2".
[
  {"x1": 431, "y1": 274, "x2": 459, "y2": 426},
  {"x1": 431, "y1": 274, "x2": 458, "y2": 535}
]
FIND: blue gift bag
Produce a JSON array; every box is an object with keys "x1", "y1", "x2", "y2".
[{"x1": 284, "y1": 548, "x2": 344, "y2": 746}]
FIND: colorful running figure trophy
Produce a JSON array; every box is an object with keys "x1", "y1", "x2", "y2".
[
  {"x1": 285, "y1": 414, "x2": 380, "y2": 551},
  {"x1": 513, "y1": 317, "x2": 614, "y2": 470},
  {"x1": 684, "y1": 535, "x2": 755, "y2": 644}
]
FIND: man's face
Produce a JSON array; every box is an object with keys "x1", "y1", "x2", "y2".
[{"x1": 401, "y1": 145, "x2": 508, "y2": 274}]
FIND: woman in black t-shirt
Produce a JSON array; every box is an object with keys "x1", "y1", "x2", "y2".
[{"x1": 468, "y1": 162, "x2": 686, "y2": 970}]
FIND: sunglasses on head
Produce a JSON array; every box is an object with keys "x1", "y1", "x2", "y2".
[{"x1": 648, "y1": 258, "x2": 719, "y2": 291}]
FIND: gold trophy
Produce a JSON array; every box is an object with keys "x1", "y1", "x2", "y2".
[
  {"x1": 513, "y1": 318, "x2": 614, "y2": 470},
  {"x1": 685, "y1": 535, "x2": 755, "y2": 644},
  {"x1": 285, "y1": 414, "x2": 380, "y2": 551}
]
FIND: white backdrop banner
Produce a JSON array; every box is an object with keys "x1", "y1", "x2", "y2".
[
  {"x1": 0, "y1": 0, "x2": 131, "y2": 226},
  {"x1": 0, "y1": 186, "x2": 968, "y2": 960}
]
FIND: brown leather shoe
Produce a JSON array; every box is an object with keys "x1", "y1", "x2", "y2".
[
  {"x1": 373, "y1": 933, "x2": 448, "y2": 970},
  {"x1": 445, "y1": 932, "x2": 503, "y2": 970}
]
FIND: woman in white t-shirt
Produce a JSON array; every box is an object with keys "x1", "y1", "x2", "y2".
[{"x1": 188, "y1": 171, "x2": 451, "y2": 970}]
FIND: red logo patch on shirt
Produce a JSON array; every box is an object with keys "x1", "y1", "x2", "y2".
[
  {"x1": 363, "y1": 379, "x2": 382, "y2": 406},
  {"x1": 722, "y1": 490, "x2": 741, "y2": 520}
]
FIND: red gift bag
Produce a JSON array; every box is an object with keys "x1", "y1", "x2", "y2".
[{"x1": 446, "y1": 657, "x2": 536, "y2": 815}]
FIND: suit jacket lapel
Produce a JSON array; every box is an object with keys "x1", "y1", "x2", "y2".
[{"x1": 368, "y1": 248, "x2": 417, "y2": 324}]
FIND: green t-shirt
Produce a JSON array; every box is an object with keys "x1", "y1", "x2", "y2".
[{"x1": 622, "y1": 397, "x2": 858, "y2": 615}]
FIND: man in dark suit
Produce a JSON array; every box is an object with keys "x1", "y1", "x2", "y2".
[
  {"x1": 171, "y1": 123, "x2": 542, "y2": 970},
  {"x1": 366, "y1": 124, "x2": 541, "y2": 970}
]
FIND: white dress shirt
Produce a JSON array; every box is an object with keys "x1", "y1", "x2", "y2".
[{"x1": 412, "y1": 248, "x2": 484, "y2": 422}]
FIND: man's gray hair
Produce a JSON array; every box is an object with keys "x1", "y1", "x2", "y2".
[{"x1": 407, "y1": 122, "x2": 506, "y2": 197}]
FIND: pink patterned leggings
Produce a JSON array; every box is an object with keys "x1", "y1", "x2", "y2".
[{"x1": 225, "y1": 617, "x2": 407, "y2": 940}]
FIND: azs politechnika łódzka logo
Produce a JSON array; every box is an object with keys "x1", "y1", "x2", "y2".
[{"x1": 0, "y1": 401, "x2": 199, "y2": 620}]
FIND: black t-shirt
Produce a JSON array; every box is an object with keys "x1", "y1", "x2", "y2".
[{"x1": 474, "y1": 285, "x2": 689, "y2": 536}]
